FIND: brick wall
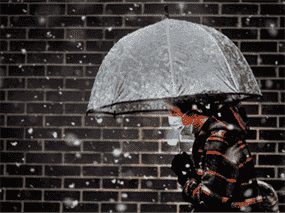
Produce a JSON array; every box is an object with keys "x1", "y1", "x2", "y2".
[{"x1": 0, "y1": 0, "x2": 284, "y2": 212}]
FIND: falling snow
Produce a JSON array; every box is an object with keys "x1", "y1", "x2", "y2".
[
  {"x1": 11, "y1": 141, "x2": 18, "y2": 146},
  {"x1": 113, "y1": 149, "x2": 121, "y2": 157},
  {"x1": 28, "y1": 128, "x2": 33, "y2": 134},
  {"x1": 69, "y1": 183, "x2": 75, "y2": 188}
]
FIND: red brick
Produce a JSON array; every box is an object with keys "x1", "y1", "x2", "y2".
[
  {"x1": 27, "y1": 53, "x2": 63, "y2": 64},
  {"x1": 0, "y1": 40, "x2": 7, "y2": 51},
  {"x1": 45, "y1": 140, "x2": 80, "y2": 151},
  {"x1": 0, "y1": 177, "x2": 23, "y2": 188},
  {"x1": 103, "y1": 153, "x2": 139, "y2": 164},
  {"x1": 0, "y1": 91, "x2": 5, "y2": 101},
  {"x1": 27, "y1": 103, "x2": 63, "y2": 114},
  {"x1": 142, "y1": 154, "x2": 173, "y2": 165},
  {"x1": 241, "y1": 17, "x2": 278, "y2": 28},
  {"x1": 47, "y1": 66, "x2": 83, "y2": 77},
  {"x1": 260, "y1": 130, "x2": 285, "y2": 140},
  {"x1": 122, "y1": 141, "x2": 158, "y2": 152},
  {"x1": 160, "y1": 166, "x2": 176, "y2": 177},
  {"x1": 66, "y1": 29, "x2": 103, "y2": 39},
  {"x1": 125, "y1": 16, "x2": 162, "y2": 27},
  {"x1": 242, "y1": 105, "x2": 259, "y2": 115},
  {"x1": 103, "y1": 129, "x2": 139, "y2": 140},
  {"x1": 83, "y1": 166, "x2": 119, "y2": 176},
  {"x1": 64, "y1": 178, "x2": 100, "y2": 189},
  {"x1": 2, "y1": 78, "x2": 25, "y2": 89},
  {"x1": 83, "y1": 191, "x2": 118, "y2": 202},
  {"x1": 1, "y1": 54, "x2": 25, "y2": 64},
  {"x1": 105, "y1": 28, "x2": 136, "y2": 40},
  {"x1": 101, "y1": 203, "x2": 137, "y2": 213},
  {"x1": 123, "y1": 116, "x2": 160, "y2": 127},
  {"x1": 106, "y1": 4, "x2": 141, "y2": 15},
  {"x1": 66, "y1": 53, "x2": 103, "y2": 65},
  {"x1": 248, "y1": 142, "x2": 276, "y2": 153},
  {"x1": 26, "y1": 153, "x2": 62, "y2": 164},
  {"x1": 141, "y1": 204, "x2": 176, "y2": 212},
  {"x1": 64, "y1": 153, "x2": 101, "y2": 164},
  {"x1": 26, "y1": 178, "x2": 61, "y2": 188},
  {"x1": 222, "y1": 29, "x2": 258, "y2": 40},
  {"x1": 86, "y1": 40, "x2": 114, "y2": 51},
  {"x1": 85, "y1": 116, "x2": 121, "y2": 127},
  {"x1": 10, "y1": 17, "x2": 46, "y2": 28},
  {"x1": 45, "y1": 115, "x2": 82, "y2": 127},
  {"x1": 142, "y1": 129, "x2": 167, "y2": 139},
  {"x1": 66, "y1": 78, "x2": 92, "y2": 89},
  {"x1": 264, "y1": 54, "x2": 285, "y2": 66},
  {"x1": 260, "y1": 4, "x2": 285, "y2": 15},
  {"x1": 161, "y1": 192, "x2": 184, "y2": 202},
  {"x1": 67, "y1": 4, "x2": 103, "y2": 15},
  {"x1": 9, "y1": 65, "x2": 45, "y2": 76},
  {"x1": 28, "y1": 29, "x2": 64, "y2": 39},
  {"x1": 241, "y1": 42, "x2": 277, "y2": 52},
  {"x1": 44, "y1": 190, "x2": 80, "y2": 201},
  {"x1": 279, "y1": 143, "x2": 285, "y2": 153},
  {"x1": 203, "y1": 16, "x2": 238, "y2": 27},
  {"x1": 8, "y1": 91, "x2": 44, "y2": 101},
  {"x1": 63, "y1": 203, "x2": 98, "y2": 212},
  {"x1": 0, "y1": 17, "x2": 8, "y2": 27},
  {"x1": 222, "y1": 4, "x2": 258, "y2": 14},
  {"x1": 0, "y1": 4, "x2": 28, "y2": 15},
  {"x1": 0, "y1": 128, "x2": 24, "y2": 139},
  {"x1": 46, "y1": 91, "x2": 83, "y2": 102},
  {"x1": 45, "y1": 165, "x2": 80, "y2": 176},
  {"x1": 144, "y1": 3, "x2": 218, "y2": 15},
  {"x1": 48, "y1": 41, "x2": 84, "y2": 52},
  {"x1": 6, "y1": 190, "x2": 42, "y2": 200},
  {"x1": 259, "y1": 154, "x2": 285, "y2": 166},
  {"x1": 0, "y1": 103, "x2": 25, "y2": 114},
  {"x1": 121, "y1": 166, "x2": 157, "y2": 177},
  {"x1": 7, "y1": 116, "x2": 43, "y2": 126},
  {"x1": 103, "y1": 178, "x2": 139, "y2": 189},
  {"x1": 255, "y1": 167, "x2": 275, "y2": 178},
  {"x1": 24, "y1": 202, "x2": 60, "y2": 212},
  {"x1": 48, "y1": 17, "x2": 84, "y2": 27},
  {"x1": 25, "y1": 128, "x2": 62, "y2": 139},
  {"x1": 30, "y1": 4, "x2": 65, "y2": 15},
  {"x1": 65, "y1": 128, "x2": 100, "y2": 139},
  {"x1": 121, "y1": 192, "x2": 158, "y2": 202},
  {"x1": 1, "y1": 202, "x2": 22, "y2": 212},
  {"x1": 7, "y1": 165, "x2": 42, "y2": 176},
  {"x1": 262, "y1": 105, "x2": 285, "y2": 115},
  {"x1": 1, "y1": 29, "x2": 26, "y2": 39},
  {"x1": 247, "y1": 117, "x2": 277, "y2": 127}
]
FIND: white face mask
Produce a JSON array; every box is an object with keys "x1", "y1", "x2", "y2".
[
  {"x1": 168, "y1": 116, "x2": 184, "y2": 132},
  {"x1": 168, "y1": 116, "x2": 193, "y2": 135}
]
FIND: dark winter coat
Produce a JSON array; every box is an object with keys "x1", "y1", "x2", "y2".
[{"x1": 171, "y1": 105, "x2": 279, "y2": 212}]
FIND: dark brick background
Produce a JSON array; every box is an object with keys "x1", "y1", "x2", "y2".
[{"x1": 0, "y1": 0, "x2": 284, "y2": 212}]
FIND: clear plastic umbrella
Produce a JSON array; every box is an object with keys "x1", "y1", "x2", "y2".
[{"x1": 86, "y1": 16, "x2": 262, "y2": 118}]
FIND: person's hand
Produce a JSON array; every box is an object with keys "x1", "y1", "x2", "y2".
[{"x1": 171, "y1": 152, "x2": 196, "y2": 186}]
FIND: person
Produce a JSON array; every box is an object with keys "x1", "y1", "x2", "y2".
[{"x1": 168, "y1": 101, "x2": 279, "y2": 212}]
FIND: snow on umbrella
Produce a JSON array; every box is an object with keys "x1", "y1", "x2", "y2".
[{"x1": 86, "y1": 17, "x2": 262, "y2": 118}]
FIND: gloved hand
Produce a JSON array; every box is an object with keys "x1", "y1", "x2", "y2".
[{"x1": 171, "y1": 152, "x2": 197, "y2": 186}]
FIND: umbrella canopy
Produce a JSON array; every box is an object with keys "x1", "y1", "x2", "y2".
[{"x1": 86, "y1": 18, "x2": 262, "y2": 117}]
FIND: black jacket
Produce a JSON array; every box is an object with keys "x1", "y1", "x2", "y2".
[{"x1": 172, "y1": 105, "x2": 279, "y2": 212}]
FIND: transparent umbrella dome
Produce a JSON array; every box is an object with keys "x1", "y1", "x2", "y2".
[{"x1": 86, "y1": 18, "x2": 262, "y2": 117}]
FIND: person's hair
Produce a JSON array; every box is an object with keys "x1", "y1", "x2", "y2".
[{"x1": 174, "y1": 101, "x2": 249, "y2": 131}]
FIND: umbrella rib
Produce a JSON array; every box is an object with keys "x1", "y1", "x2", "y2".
[
  {"x1": 165, "y1": 19, "x2": 177, "y2": 96},
  {"x1": 195, "y1": 24, "x2": 239, "y2": 92}
]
